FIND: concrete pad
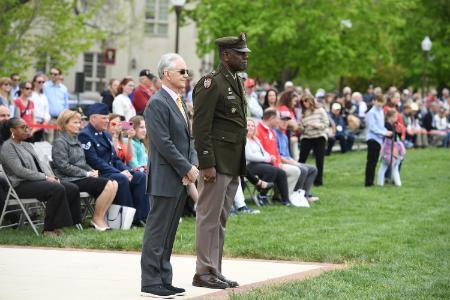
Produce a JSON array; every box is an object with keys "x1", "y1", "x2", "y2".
[{"x1": 0, "y1": 246, "x2": 340, "y2": 300}]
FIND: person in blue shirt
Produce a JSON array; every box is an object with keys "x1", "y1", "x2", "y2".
[
  {"x1": 78, "y1": 103, "x2": 149, "y2": 226},
  {"x1": 43, "y1": 68, "x2": 68, "y2": 118},
  {"x1": 327, "y1": 103, "x2": 355, "y2": 155},
  {"x1": 275, "y1": 111, "x2": 319, "y2": 202},
  {"x1": 364, "y1": 95, "x2": 393, "y2": 186}
]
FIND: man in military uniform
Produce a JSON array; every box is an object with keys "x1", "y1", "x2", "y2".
[
  {"x1": 192, "y1": 33, "x2": 250, "y2": 289},
  {"x1": 78, "y1": 103, "x2": 149, "y2": 226}
]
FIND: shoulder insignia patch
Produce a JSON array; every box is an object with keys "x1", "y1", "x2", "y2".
[
  {"x1": 81, "y1": 141, "x2": 91, "y2": 150},
  {"x1": 204, "y1": 78, "x2": 212, "y2": 89}
]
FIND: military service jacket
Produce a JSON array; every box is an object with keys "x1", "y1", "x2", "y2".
[
  {"x1": 192, "y1": 64, "x2": 247, "y2": 176},
  {"x1": 78, "y1": 123, "x2": 130, "y2": 175}
]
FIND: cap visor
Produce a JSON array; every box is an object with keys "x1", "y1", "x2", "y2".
[{"x1": 232, "y1": 47, "x2": 251, "y2": 53}]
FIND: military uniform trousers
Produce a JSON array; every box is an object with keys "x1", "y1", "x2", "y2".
[
  {"x1": 195, "y1": 171, "x2": 239, "y2": 276},
  {"x1": 102, "y1": 170, "x2": 149, "y2": 221},
  {"x1": 141, "y1": 188, "x2": 187, "y2": 287}
]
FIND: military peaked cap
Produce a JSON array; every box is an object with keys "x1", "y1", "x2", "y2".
[{"x1": 215, "y1": 32, "x2": 251, "y2": 53}]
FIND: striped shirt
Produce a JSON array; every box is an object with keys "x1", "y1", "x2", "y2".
[{"x1": 299, "y1": 107, "x2": 329, "y2": 140}]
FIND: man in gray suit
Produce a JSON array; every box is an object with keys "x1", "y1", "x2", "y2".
[{"x1": 141, "y1": 53, "x2": 199, "y2": 299}]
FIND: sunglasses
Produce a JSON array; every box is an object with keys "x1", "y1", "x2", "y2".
[
  {"x1": 36, "y1": 80, "x2": 45, "y2": 84},
  {"x1": 24, "y1": 87, "x2": 32, "y2": 90},
  {"x1": 172, "y1": 69, "x2": 189, "y2": 76}
]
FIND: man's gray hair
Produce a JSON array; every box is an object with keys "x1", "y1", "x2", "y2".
[{"x1": 158, "y1": 53, "x2": 182, "y2": 79}]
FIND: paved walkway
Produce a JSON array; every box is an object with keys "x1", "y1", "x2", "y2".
[{"x1": 0, "y1": 246, "x2": 340, "y2": 300}]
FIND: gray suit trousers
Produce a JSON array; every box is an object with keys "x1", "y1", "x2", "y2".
[
  {"x1": 195, "y1": 172, "x2": 239, "y2": 276},
  {"x1": 141, "y1": 189, "x2": 187, "y2": 287}
]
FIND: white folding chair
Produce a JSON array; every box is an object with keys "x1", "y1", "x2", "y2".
[
  {"x1": 0, "y1": 164, "x2": 45, "y2": 235},
  {"x1": 33, "y1": 141, "x2": 53, "y2": 163}
]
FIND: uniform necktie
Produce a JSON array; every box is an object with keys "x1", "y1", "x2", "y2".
[{"x1": 176, "y1": 95, "x2": 187, "y2": 123}]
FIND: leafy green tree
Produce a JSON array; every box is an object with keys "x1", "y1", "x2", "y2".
[
  {"x1": 188, "y1": 0, "x2": 448, "y2": 91},
  {"x1": 394, "y1": 0, "x2": 450, "y2": 89},
  {"x1": 0, "y1": 0, "x2": 104, "y2": 75}
]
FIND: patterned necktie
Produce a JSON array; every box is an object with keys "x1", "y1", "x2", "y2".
[{"x1": 176, "y1": 95, "x2": 187, "y2": 123}]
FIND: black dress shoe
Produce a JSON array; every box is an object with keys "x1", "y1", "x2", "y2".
[
  {"x1": 217, "y1": 274, "x2": 239, "y2": 288},
  {"x1": 163, "y1": 284, "x2": 186, "y2": 296},
  {"x1": 192, "y1": 274, "x2": 229, "y2": 289},
  {"x1": 141, "y1": 285, "x2": 176, "y2": 299}
]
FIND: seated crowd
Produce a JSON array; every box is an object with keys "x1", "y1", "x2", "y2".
[{"x1": 0, "y1": 67, "x2": 449, "y2": 233}]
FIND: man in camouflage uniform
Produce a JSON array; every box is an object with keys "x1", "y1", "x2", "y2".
[{"x1": 192, "y1": 33, "x2": 250, "y2": 289}]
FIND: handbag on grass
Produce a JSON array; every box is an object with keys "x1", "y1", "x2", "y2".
[
  {"x1": 105, "y1": 204, "x2": 136, "y2": 230},
  {"x1": 289, "y1": 191, "x2": 310, "y2": 208}
]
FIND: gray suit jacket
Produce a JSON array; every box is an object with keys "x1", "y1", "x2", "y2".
[
  {"x1": 0, "y1": 139, "x2": 54, "y2": 187},
  {"x1": 144, "y1": 88, "x2": 198, "y2": 197}
]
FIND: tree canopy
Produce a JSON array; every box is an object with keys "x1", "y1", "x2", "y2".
[
  {"x1": 0, "y1": 0, "x2": 135, "y2": 76},
  {"x1": 188, "y1": 0, "x2": 450, "y2": 91}
]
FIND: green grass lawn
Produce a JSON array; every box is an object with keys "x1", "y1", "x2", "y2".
[{"x1": 1, "y1": 148, "x2": 449, "y2": 299}]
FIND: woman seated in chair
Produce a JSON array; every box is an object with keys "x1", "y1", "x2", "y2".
[
  {"x1": 0, "y1": 118, "x2": 81, "y2": 236},
  {"x1": 52, "y1": 109, "x2": 118, "y2": 231},
  {"x1": 246, "y1": 118, "x2": 290, "y2": 206}
]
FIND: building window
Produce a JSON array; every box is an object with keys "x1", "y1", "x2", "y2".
[
  {"x1": 83, "y1": 52, "x2": 106, "y2": 93},
  {"x1": 145, "y1": 0, "x2": 169, "y2": 36}
]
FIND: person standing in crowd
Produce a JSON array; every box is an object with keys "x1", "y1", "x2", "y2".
[
  {"x1": 113, "y1": 78, "x2": 136, "y2": 121},
  {"x1": 384, "y1": 92, "x2": 405, "y2": 140},
  {"x1": 78, "y1": 103, "x2": 149, "y2": 226},
  {"x1": 31, "y1": 74, "x2": 50, "y2": 142},
  {"x1": 0, "y1": 77, "x2": 17, "y2": 118},
  {"x1": 133, "y1": 69, "x2": 155, "y2": 115},
  {"x1": 52, "y1": 109, "x2": 118, "y2": 231},
  {"x1": 128, "y1": 115, "x2": 148, "y2": 170},
  {"x1": 101, "y1": 79, "x2": 120, "y2": 113},
  {"x1": 9, "y1": 73, "x2": 20, "y2": 99},
  {"x1": 365, "y1": 95, "x2": 393, "y2": 187},
  {"x1": 192, "y1": 33, "x2": 250, "y2": 289},
  {"x1": 43, "y1": 67, "x2": 68, "y2": 119},
  {"x1": 377, "y1": 109, "x2": 405, "y2": 187},
  {"x1": 298, "y1": 94, "x2": 329, "y2": 186},
  {"x1": 141, "y1": 53, "x2": 198, "y2": 298},
  {"x1": 43, "y1": 67, "x2": 68, "y2": 141},
  {"x1": 262, "y1": 88, "x2": 278, "y2": 110},
  {"x1": 0, "y1": 118, "x2": 82, "y2": 236},
  {"x1": 14, "y1": 82, "x2": 37, "y2": 141}
]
